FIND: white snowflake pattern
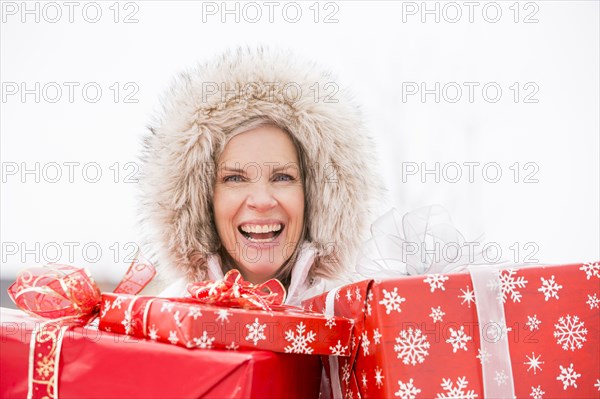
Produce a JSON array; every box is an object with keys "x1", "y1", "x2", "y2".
[
  {"x1": 345, "y1": 288, "x2": 353, "y2": 302},
  {"x1": 373, "y1": 328, "x2": 382, "y2": 345},
  {"x1": 394, "y1": 328, "x2": 430, "y2": 365},
  {"x1": 100, "y1": 299, "x2": 111, "y2": 316},
  {"x1": 395, "y1": 378, "x2": 421, "y2": 399},
  {"x1": 556, "y1": 363, "x2": 581, "y2": 390},
  {"x1": 436, "y1": 376, "x2": 478, "y2": 399},
  {"x1": 446, "y1": 326, "x2": 472, "y2": 353},
  {"x1": 494, "y1": 370, "x2": 509, "y2": 386},
  {"x1": 379, "y1": 287, "x2": 406, "y2": 314},
  {"x1": 429, "y1": 306, "x2": 445, "y2": 323},
  {"x1": 226, "y1": 341, "x2": 239, "y2": 350},
  {"x1": 423, "y1": 274, "x2": 449, "y2": 292},
  {"x1": 284, "y1": 322, "x2": 316, "y2": 354},
  {"x1": 160, "y1": 302, "x2": 174, "y2": 313},
  {"x1": 530, "y1": 385, "x2": 545, "y2": 399},
  {"x1": 526, "y1": 315, "x2": 541, "y2": 331},
  {"x1": 187, "y1": 306, "x2": 202, "y2": 320},
  {"x1": 524, "y1": 352, "x2": 544, "y2": 374},
  {"x1": 594, "y1": 379, "x2": 600, "y2": 391},
  {"x1": 168, "y1": 330, "x2": 179, "y2": 345},
  {"x1": 554, "y1": 315, "x2": 587, "y2": 351},
  {"x1": 245, "y1": 318, "x2": 267, "y2": 346},
  {"x1": 111, "y1": 296, "x2": 125, "y2": 310},
  {"x1": 361, "y1": 331, "x2": 371, "y2": 356},
  {"x1": 215, "y1": 308, "x2": 231, "y2": 323},
  {"x1": 173, "y1": 310, "x2": 183, "y2": 327},
  {"x1": 355, "y1": 287, "x2": 362, "y2": 302},
  {"x1": 366, "y1": 291, "x2": 373, "y2": 316},
  {"x1": 476, "y1": 348, "x2": 491, "y2": 364},
  {"x1": 374, "y1": 366, "x2": 385, "y2": 388},
  {"x1": 580, "y1": 261, "x2": 600, "y2": 280},
  {"x1": 361, "y1": 370, "x2": 368, "y2": 388},
  {"x1": 329, "y1": 340, "x2": 349, "y2": 356},
  {"x1": 538, "y1": 275, "x2": 562, "y2": 301},
  {"x1": 341, "y1": 360, "x2": 351, "y2": 383},
  {"x1": 121, "y1": 309, "x2": 133, "y2": 334},
  {"x1": 193, "y1": 331, "x2": 215, "y2": 349},
  {"x1": 148, "y1": 324, "x2": 159, "y2": 340},
  {"x1": 587, "y1": 293, "x2": 599, "y2": 309},
  {"x1": 458, "y1": 286, "x2": 475, "y2": 308},
  {"x1": 487, "y1": 268, "x2": 528, "y2": 304},
  {"x1": 325, "y1": 316, "x2": 336, "y2": 329}
]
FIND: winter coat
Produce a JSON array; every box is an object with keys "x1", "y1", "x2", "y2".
[{"x1": 138, "y1": 47, "x2": 383, "y2": 305}]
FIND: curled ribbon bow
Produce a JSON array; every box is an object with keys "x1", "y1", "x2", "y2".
[
  {"x1": 356, "y1": 205, "x2": 491, "y2": 278},
  {"x1": 187, "y1": 269, "x2": 286, "y2": 311},
  {"x1": 7, "y1": 254, "x2": 156, "y2": 399}
]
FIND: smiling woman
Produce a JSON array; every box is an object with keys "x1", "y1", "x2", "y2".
[
  {"x1": 138, "y1": 47, "x2": 384, "y2": 305},
  {"x1": 214, "y1": 121, "x2": 305, "y2": 286}
]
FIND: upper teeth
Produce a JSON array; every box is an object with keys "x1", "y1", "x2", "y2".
[{"x1": 240, "y1": 224, "x2": 282, "y2": 234}]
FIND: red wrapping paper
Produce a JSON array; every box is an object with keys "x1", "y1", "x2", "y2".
[
  {"x1": 303, "y1": 262, "x2": 600, "y2": 399},
  {"x1": 1, "y1": 307, "x2": 321, "y2": 399},
  {"x1": 99, "y1": 293, "x2": 353, "y2": 356}
]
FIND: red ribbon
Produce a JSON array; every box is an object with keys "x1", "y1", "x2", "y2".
[
  {"x1": 187, "y1": 269, "x2": 287, "y2": 311},
  {"x1": 7, "y1": 254, "x2": 156, "y2": 399}
]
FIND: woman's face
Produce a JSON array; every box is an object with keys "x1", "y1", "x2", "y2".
[{"x1": 213, "y1": 125, "x2": 305, "y2": 284}]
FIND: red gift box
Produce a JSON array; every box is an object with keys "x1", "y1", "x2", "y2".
[
  {"x1": 1, "y1": 307, "x2": 321, "y2": 399},
  {"x1": 304, "y1": 262, "x2": 600, "y2": 399},
  {"x1": 99, "y1": 293, "x2": 353, "y2": 356}
]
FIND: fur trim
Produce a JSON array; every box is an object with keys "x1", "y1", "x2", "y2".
[{"x1": 138, "y1": 46, "x2": 384, "y2": 284}]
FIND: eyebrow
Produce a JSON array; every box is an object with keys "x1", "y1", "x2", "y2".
[{"x1": 218, "y1": 164, "x2": 299, "y2": 174}]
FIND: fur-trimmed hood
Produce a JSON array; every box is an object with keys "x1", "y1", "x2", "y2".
[{"x1": 138, "y1": 47, "x2": 384, "y2": 287}]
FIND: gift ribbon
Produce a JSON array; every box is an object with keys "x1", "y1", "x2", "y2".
[
  {"x1": 7, "y1": 254, "x2": 156, "y2": 399},
  {"x1": 186, "y1": 269, "x2": 286, "y2": 311},
  {"x1": 356, "y1": 205, "x2": 491, "y2": 278},
  {"x1": 325, "y1": 287, "x2": 344, "y2": 399},
  {"x1": 469, "y1": 265, "x2": 516, "y2": 399}
]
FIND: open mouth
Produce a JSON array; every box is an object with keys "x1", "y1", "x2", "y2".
[{"x1": 238, "y1": 223, "x2": 284, "y2": 243}]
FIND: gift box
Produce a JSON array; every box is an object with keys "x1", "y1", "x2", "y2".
[
  {"x1": 304, "y1": 262, "x2": 600, "y2": 398},
  {"x1": 1, "y1": 307, "x2": 322, "y2": 399},
  {"x1": 98, "y1": 292, "x2": 353, "y2": 356}
]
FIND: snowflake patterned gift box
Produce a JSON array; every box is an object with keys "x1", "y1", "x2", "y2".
[
  {"x1": 98, "y1": 293, "x2": 353, "y2": 356},
  {"x1": 1, "y1": 307, "x2": 322, "y2": 399},
  {"x1": 303, "y1": 262, "x2": 600, "y2": 399}
]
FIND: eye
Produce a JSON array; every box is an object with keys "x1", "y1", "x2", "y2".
[
  {"x1": 223, "y1": 175, "x2": 244, "y2": 183},
  {"x1": 273, "y1": 174, "x2": 294, "y2": 182}
]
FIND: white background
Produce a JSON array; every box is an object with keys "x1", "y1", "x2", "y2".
[{"x1": 1, "y1": 1, "x2": 599, "y2": 287}]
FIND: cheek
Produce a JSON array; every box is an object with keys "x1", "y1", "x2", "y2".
[
  {"x1": 213, "y1": 189, "x2": 240, "y2": 234},
  {"x1": 280, "y1": 189, "x2": 305, "y2": 231}
]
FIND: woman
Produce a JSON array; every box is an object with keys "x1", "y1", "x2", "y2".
[{"x1": 138, "y1": 47, "x2": 384, "y2": 305}]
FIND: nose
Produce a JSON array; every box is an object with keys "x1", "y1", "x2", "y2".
[{"x1": 246, "y1": 183, "x2": 277, "y2": 211}]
